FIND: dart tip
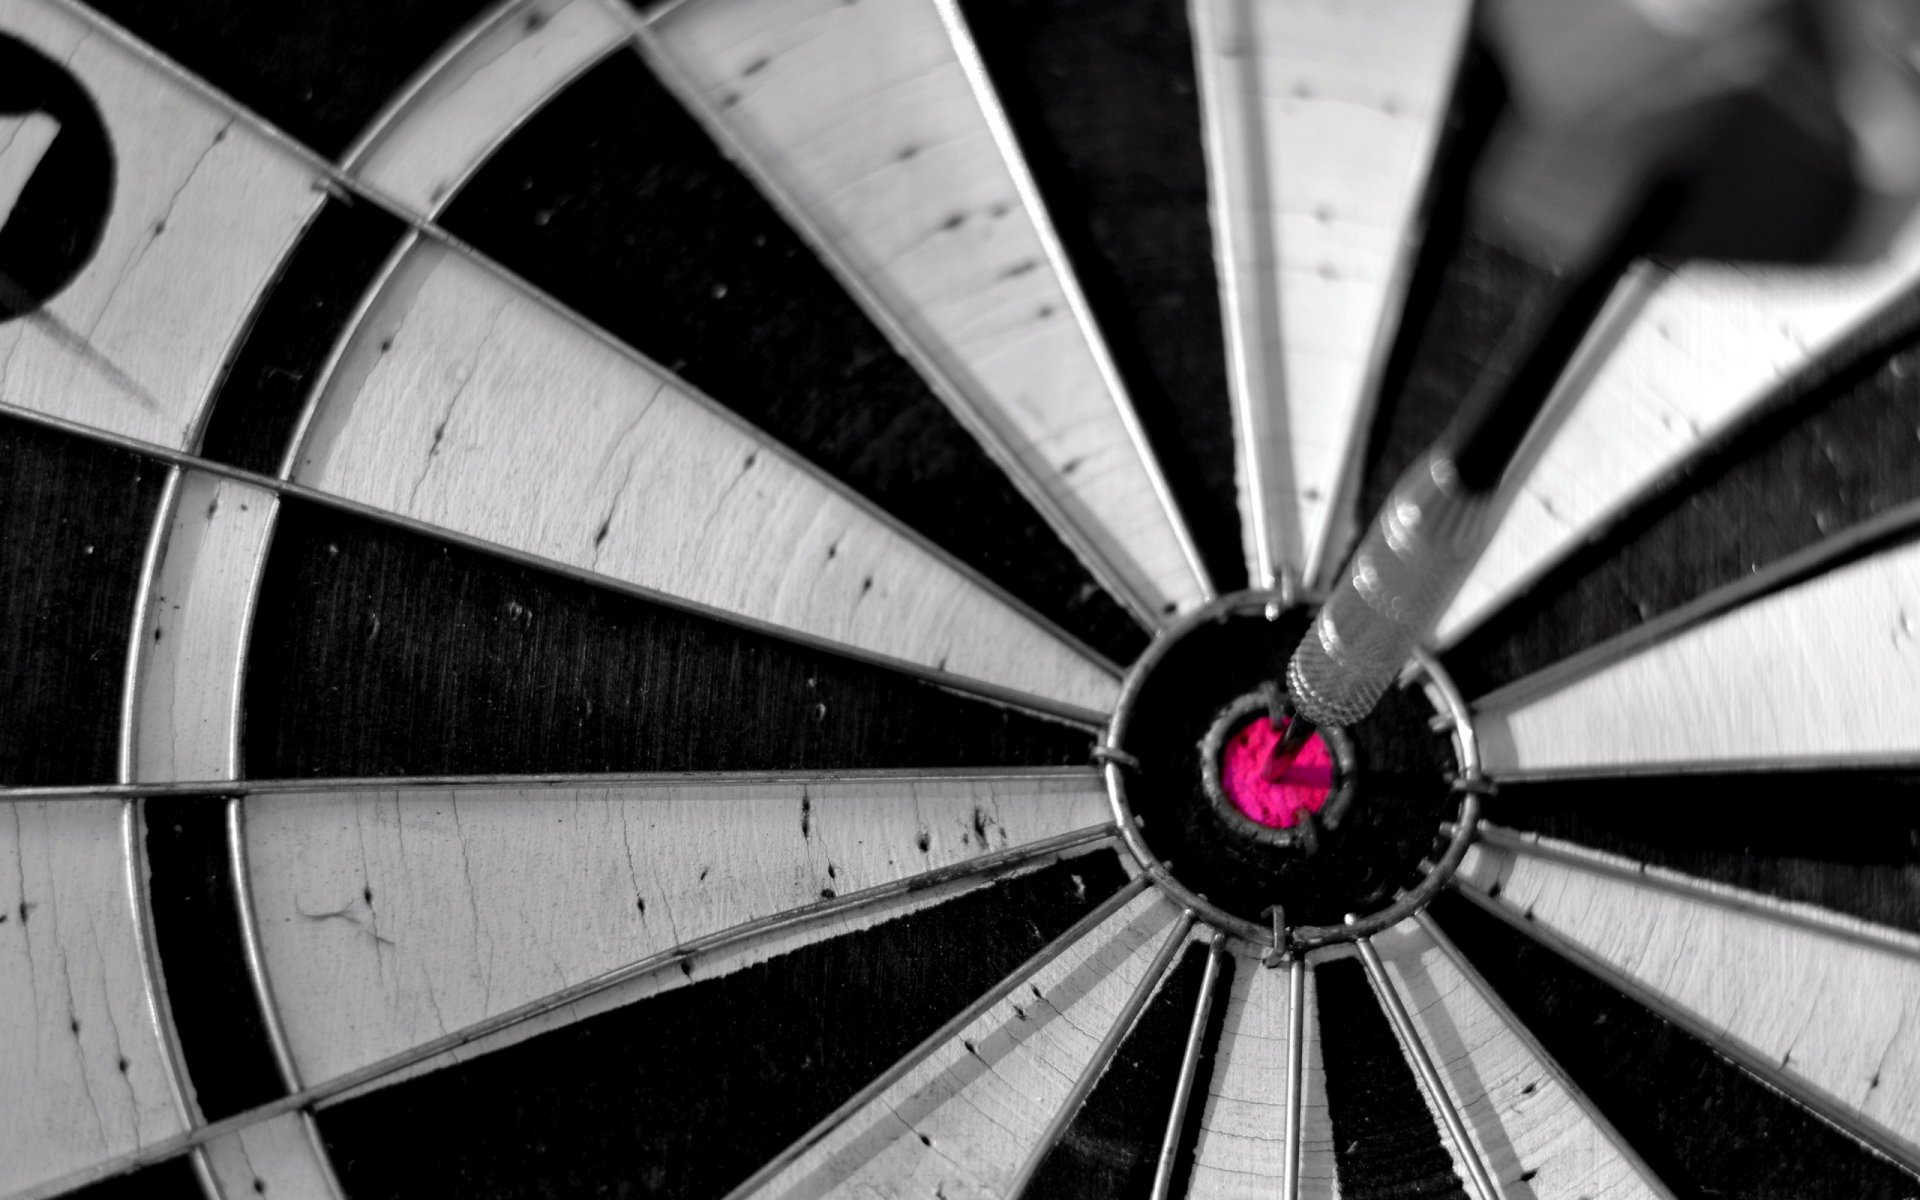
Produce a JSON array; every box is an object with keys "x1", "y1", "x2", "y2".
[{"x1": 1261, "y1": 715, "x2": 1317, "y2": 782}]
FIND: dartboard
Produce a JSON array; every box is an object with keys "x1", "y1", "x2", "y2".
[{"x1": 3, "y1": 0, "x2": 1918, "y2": 1197}]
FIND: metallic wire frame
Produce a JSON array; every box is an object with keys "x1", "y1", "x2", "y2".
[
  {"x1": 1102, "y1": 589, "x2": 1484, "y2": 947},
  {"x1": 32, "y1": 0, "x2": 1131, "y2": 706},
  {"x1": 9, "y1": 824, "x2": 1119, "y2": 1200},
  {"x1": 1472, "y1": 824, "x2": 1920, "y2": 963},
  {"x1": 623, "y1": 0, "x2": 1197, "y2": 632},
  {"x1": 1411, "y1": 908, "x2": 1680, "y2": 1200},
  {"x1": 717, "y1": 874, "x2": 1154, "y2": 1200},
  {"x1": 1005, "y1": 909, "x2": 1199, "y2": 1200},
  {"x1": 1448, "y1": 876, "x2": 1920, "y2": 1180},
  {"x1": 1149, "y1": 930, "x2": 1228, "y2": 1200},
  {"x1": 1352, "y1": 929, "x2": 1502, "y2": 1200},
  {"x1": 0, "y1": 764, "x2": 1108, "y2": 804},
  {"x1": 1280, "y1": 953, "x2": 1307, "y2": 1200}
]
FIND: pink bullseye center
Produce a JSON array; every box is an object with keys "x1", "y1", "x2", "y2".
[{"x1": 1219, "y1": 716, "x2": 1334, "y2": 830}]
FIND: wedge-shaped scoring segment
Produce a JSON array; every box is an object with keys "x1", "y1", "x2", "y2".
[
  {"x1": 1369, "y1": 917, "x2": 1672, "y2": 1199},
  {"x1": 1458, "y1": 835, "x2": 1920, "y2": 1171},
  {"x1": 1475, "y1": 534, "x2": 1920, "y2": 777},
  {"x1": 1438, "y1": 221, "x2": 1920, "y2": 644},
  {"x1": 1189, "y1": 0, "x2": 1470, "y2": 588},
  {"x1": 241, "y1": 772, "x2": 1112, "y2": 1087},
  {"x1": 1186, "y1": 951, "x2": 1337, "y2": 1199},
  {"x1": 643, "y1": 0, "x2": 1207, "y2": 619},
  {"x1": 730, "y1": 889, "x2": 1181, "y2": 1200},
  {"x1": 0, "y1": 801, "x2": 188, "y2": 1196},
  {"x1": 290, "y1": 239, "x2": 1118, "y2": 718},
  {"x1": 342, "y1": 0, "x2": 626, "y2": 213},
  {"x1": 0, "y1": 0, "x2": 322, "y2": 449}
]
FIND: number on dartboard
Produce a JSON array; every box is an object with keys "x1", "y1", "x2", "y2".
[{"x1": 0, "y1": 31, "x2": 113, "y2": 321}]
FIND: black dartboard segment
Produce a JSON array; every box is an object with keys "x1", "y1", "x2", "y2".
[
  {"x1": 0, "y1": 416, "x2": 166, "y2": 786},
  {"x1": 316, "y1": 853, "x2": 1129, "y2": 1200},
  {"x1": 81, "y1": 0, "x2": 497, "y2": 158},
  {"x1": 1024, "y1": 941, "x2": 1219, "y2": 1200},
  {"x1": 142, "y1": 797, "x2": 288, "y2": 1120},
  {"x1": 196, "y1": 196, "x2": 407, "y2": 472},
  {"x1": 1315, "y1": 957, "x2": 1469, "y2": 1200},
  {"x1": 955, "y1": 0, "x2": 1242, "y2": 592},
  {"x1": 244, "y1": 501, "x2": 1093, "y2": 777},
  {"x1": 1429, "y1": 891, "x2": 1920, "y2": 1199},
  {"x1": 439, "y1": 49, "x2": 1146, "y2": 666}
]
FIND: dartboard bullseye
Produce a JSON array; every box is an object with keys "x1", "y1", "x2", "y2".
[{"x1": 3, "y1": 0, "x2": 1920, "y2": 1199}]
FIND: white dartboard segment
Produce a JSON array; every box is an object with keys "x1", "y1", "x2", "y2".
[
  {"x1": 202, "y1": 1113, "x2": 343, "y2": 1200},
  {"x1": 291, "y1": 239, "x2": 1119, "y2": 720},
  {"x1": 241, "y1": 772, "x2": 1113, "y2": 1088},
  {"x1": 641, "y1": 0, "x2": 1208, "y2": 621},
  {"x1": 124, "y1": 472, "x2": 278, "y2": 784},
  {"x1": 0, "y1": 0, "x2": 323, "y2": 450},
  {"x1": 0, "y1": 802, "x2": 189, "y2": 1196},
  {"x1": 733, "y1": 889, "x2": 1183, "y2": 1200},
  {"x1": 343, "y1": 0, "x2": 627, "y2": 213},
  {"x1": 1187, "y1": 952, "x2": 1338, "y2": 1200},
  {"x1": 1438, "y1": 220, "x2": 1920, "y2": 645},
  {"x1": 1189, "y1": 0, "x2": 1470, "y2": 589},
  {"x1": 1476, "y1": 533, "x2": 1920, "y2": 778},
  {"x1": 1457, "y1": 835, "x2": 1920, "y2": 1173},
  {"x1": 1370, "y1": 917, "x2": 1674, "y2": 1200}
]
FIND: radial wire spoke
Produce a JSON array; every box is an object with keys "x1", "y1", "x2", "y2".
[
  {"x1": 1150, "y1": 932, "x2": 1229, "y2": 1200},
  {"x1": 1353, "y1": 932, "x2": 1501, "y2": 1200},
  {"x1": 1005, "y1": 909, "x2": 1198, "y2": 1200},
  {"x1": 1280, "y1": 955, "x2": 1306, "y2": 1200}
]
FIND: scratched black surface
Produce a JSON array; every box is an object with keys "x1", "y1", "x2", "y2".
[
  {"x1": 956, "y1": 0, "x2": 1242, "y2": 592},
  {"x1": 142, "y1": 797, "x2": 288, "y2": 1119},
  {"x1": 81, "y1": 0, "x2": 496, "y2": 158},
  {"x1": 243, "y1": 501, "x2": 1092, "y2": 777},
  {"x1": 1025, "y1": 941, "x2": 1216, "y2": 1199},
  {"x1": 196, "y1": 196, "x2": 406, "y2": 473},
  {"x1": 1431, "y1": 891, "x2": 1920, "y2": 1198},
  {"x1": 440, "y1": 50, "x2": 1146, "y2": 666},
  {"x1": 1485, "y1": 774, "x2": 1920, "y2": 935},
  {"x1": 1315, "y1": 958, "x2": 1470, "y2": 1200},
  {"x1": 0, "y1": 414, "x2": 163, "y2": 786},
  {"x1": 316, "y1": 854, "x2": 1128, "y2": 1200}
]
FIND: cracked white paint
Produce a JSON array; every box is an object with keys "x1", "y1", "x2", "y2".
[
  {"x1": 1458, "y1": 840, "x2": 1920, "y2": 1167},
  {"x1": 241, "y1": 773, "x2": 1113, "y2": 1088},
  {"x1": 1371, "y1": 918, "x2": 1670, "y2": 1200},
  {"x1": 1190, "y1": 0, "x2": 1471, "y2": 587},
  {"x1": 649, "y1": 0, "x2": 1206, "y2": 617},
  {"x1": 0, "y1": 801, "x2": 186, "y2": 1196},
  {"x1": 292, "y1": 240, "x2": 1119, "y2": 716},
  {"x1": 737, "y1": 889, "x2": 1181, "y2": 1200},
  {"x1": 0, "y1": 0, "x2": 322, "y2": 449},
  {"x1": 1186, "y1": 951, "x2": 1338, "y2": 1199},
  {"x1": 344, "y1": 0, "x2": 627, "y2": 213},
  {"x1": 202, "y1": 1112, "x2": 342, "y2": 1200},
  {"x1": 1477, "y1": 536, "x2": 1920, "y2": 776},
  {"x1": 1438, "y1": 218, "x2": 1920, "y2": 646}
]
